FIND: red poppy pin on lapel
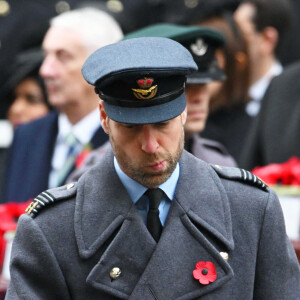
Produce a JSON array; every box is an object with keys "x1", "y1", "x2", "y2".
[{"x1": 193, "y1": 261, "x2": 217, "y2": 285}]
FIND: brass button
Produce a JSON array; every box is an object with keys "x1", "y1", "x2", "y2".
[
  {"x1": 66, "y1": 183, "x2": 74, "y2": 190},
  {"x1": 220, "y1": 252, "x2": 229, "y2": 261},
  {"x1": 110, "y1": 267, "x2": 121, "y2": 279}
]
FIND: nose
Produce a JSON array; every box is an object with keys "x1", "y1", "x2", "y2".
[
  {"x1": 39, "y1": 55, "x2": 57, "y2": 78},
  {"x1": 9, "y1": 98, "x2": 26, "y2": 115},
  {"x1": 140, "y1": 126, "x2": 159, "y2": 154}
]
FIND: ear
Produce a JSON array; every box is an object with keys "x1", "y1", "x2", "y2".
[
  {"x1": 99, "y1": 100, "x2": 109, "y2": 134},
  {"x1": 215, "y1": 49, "x2": 226, "y2": 69},
  {"x1": 260, "y1": 27, "x2": 278, "y2": 55},
  {"x1": 235, "y1": 51, "x2": 248, "y2": 71},
  {"x1": 180, "y1": 107, "x2": 187, "y2": 125}
]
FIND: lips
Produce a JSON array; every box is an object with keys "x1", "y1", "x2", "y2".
[
  {"x1": 148, "y1": 160, "x2": 166, "y2": 171},
  {"x1": 46, "y1": 84, "x2": 58, "y2": 93},
  {"x1": 188, "y1": 110, "x2": 206, "y2": 119},
  {"x1": 45, "y1": 80, "x2": 60, "y2": 93}
]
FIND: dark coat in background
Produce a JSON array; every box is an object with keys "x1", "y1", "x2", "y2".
[
  {"x1": 240, "y1": 61, "x2": 300, "y2": 170},
  {"x1": 3, "y1": 111, "x2": 108, "y2": 203},
  {"x1": 201, "y1": 104, "x2": 253, "y2": 164},
  {"x1": 187, "y1": 134, "x2": 237, "y2": 167},
  {"x1": 6, "y1": 150, "x2": 300, "y2": 299}
]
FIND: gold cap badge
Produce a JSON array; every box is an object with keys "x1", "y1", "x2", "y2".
[{"x1": 132, "y1": 77, "x2": 157, "y2": 100}]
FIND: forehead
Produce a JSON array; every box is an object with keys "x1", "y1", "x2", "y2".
[
  {"x1": 16, "y1": 78, "x2": 40, "y2": 89},
  {"x1": 42, "y1": 27, "x2": 86, "y2": 55},
  {"x1": 235, "y1": 3, "x2": 256, "y2": 23}
]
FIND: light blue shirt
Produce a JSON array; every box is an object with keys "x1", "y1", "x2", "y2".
[{"x1": 114, "y1": 157, "x2": 179, "y2": 226}]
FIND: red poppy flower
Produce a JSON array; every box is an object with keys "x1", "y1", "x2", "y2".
[
  {"x1": 75, "y1": 148, "x2": 91, "y2": 168},
  {"x1": 193, "y1": 261, "x2": 217, "y2": 285}
]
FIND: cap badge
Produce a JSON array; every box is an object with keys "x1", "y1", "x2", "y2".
[
  {"x1": 190, "y1": 38, "x2": 208, "y2": 56},
  {"x1": 132, "y1": 77, "x2": 158, "y2": 100}
]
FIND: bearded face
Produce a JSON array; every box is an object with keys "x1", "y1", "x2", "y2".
[{"x1": 106, "y1": 114, "x2": 186, "y2": 188}]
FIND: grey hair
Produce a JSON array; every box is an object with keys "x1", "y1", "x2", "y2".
[{"x1": 50, "y1": 7, "x2": 123, "y2": 54}]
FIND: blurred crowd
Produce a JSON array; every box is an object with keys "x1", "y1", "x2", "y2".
[{"x1": 1, "y1": 0, "x2": 300, "y2": 203}]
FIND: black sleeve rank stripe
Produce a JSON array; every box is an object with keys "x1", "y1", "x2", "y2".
[
  {"x1": 26, "y1": 184, "x2": 77, "y2": 218},
  {"x1": 42, "y1": 191, "x2": 55, "y2": 202},
  {"x1": 211, "y1": 164, "x2": 268, "y2": 192},
  {"x1": 34, "y1": 196, "x2": 46, "y2": 206}
]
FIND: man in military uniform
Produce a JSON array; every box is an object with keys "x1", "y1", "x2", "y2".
[
  {"x1": 6, "y1": 37, "x2": 300, "y2": 299},
  {"x1": 66, "y1": 24, "x2": 236, "y2": 184}
]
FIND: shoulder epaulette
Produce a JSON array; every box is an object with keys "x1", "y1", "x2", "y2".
[
  {"x1": 25, "y1": 182, "x2": 77, "y2": 218},
  {"x1": 211, "y1": 164, "x2": 268, "y2": 191}
]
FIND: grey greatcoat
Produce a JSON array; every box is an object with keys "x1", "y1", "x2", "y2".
[{"x1": 6, "y1": 150, "x2": 300, "y2": 299}]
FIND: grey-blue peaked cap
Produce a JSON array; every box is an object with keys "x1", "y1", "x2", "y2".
[{"x1": 82, "y1": 37, "x2": 198, "y2": 124}]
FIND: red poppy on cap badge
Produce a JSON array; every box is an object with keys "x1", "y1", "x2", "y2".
[{"x1": 193, "y1": 261, "x2": 217, "y2": 285}]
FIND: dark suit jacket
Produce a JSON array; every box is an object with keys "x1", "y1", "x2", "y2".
[
  {"x1": 240, "y1": 62, "x2": 300, "y2": 170},
  {"x1": 3, "y1": 111, "x2": 108, "y2": 203},
  {"x1": 201, "y1": 104, "x2": 253, "y2": 164},
  {"x1": 6, "y1": 150, "x2": 300, "y2": 299},
  {"x1": 189, "y1": 134, "x2": 237, "y2": 167}
]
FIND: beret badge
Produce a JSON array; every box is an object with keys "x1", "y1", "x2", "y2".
[
  {"x1": 190, "y1": 38, "x2": 208, "y2": 57},
  {"x1": 132, "y1": 77, "x2": 158, "y2": 100}
]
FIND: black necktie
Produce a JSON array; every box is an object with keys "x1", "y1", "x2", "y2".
[{"x1": 145, "y1": 188, "x2": 163, "y2": 242}]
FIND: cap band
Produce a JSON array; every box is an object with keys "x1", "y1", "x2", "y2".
[{"x1": 98, "y1": 86, "x2": 184, "y2": 108}]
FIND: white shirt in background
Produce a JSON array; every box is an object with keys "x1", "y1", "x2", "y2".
[
  {"x1": 246, "y1": 61, "x2": 283, "y2": 117},
  {"x1": 48, "y1": 108, "x2": 100, "y2": 188}
]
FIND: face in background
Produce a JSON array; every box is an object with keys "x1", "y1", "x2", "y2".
[
  {"x1": 39, "y1": 27, "x2": 93, "y2": 113},
  {"x1": 7, "y1": 78, "x2": 49, "y2": 128},
  {"x1": 234, "y1": 3, "x2": 260, "y2": 66},
  {"x1": 184, "y1": 82, "x2": 218, "y2": 138},
  {"x1": 100, "y1": 101, "x2": 187, "y2": 188}
]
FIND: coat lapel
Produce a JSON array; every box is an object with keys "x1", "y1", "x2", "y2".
[
  {"x1": 74, "y1": 150, "x2": 157, "y2": 298},
  {"x1": 75, "y1": 150, "x2": 234, "y2": 299}
]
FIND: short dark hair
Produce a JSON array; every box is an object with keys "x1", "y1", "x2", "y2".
[{"x1": 243, "y1": 0, "x2": 293, "y2": 58}]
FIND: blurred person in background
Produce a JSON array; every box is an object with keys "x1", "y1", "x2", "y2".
[
  {"x1": 0, "y1": 49, "x2": 52, "y2": 202},
  {"x1": 6, "y1": 49, "x2": 52, "y2": 128},
  {"x1": 3, "y1": 7, "x2": 123, "y2": 203},
  {"x1": 130, "y1": 25, "x2": 237, "y2": 167},
  {"x1": 240, "y1": 61, "x2": 300, "y2": 170},
  {"x1": 197, "y1": 13, "x2": 252, "y2": 163},
  {"x1": 234, "y1": 0, "x2": 293, "y2": 117}
]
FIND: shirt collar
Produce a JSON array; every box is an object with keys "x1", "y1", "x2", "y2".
[
  {"x1": 114, "y1": 156, "x2": 179, "y2": 204},
  {"x1": 249, "y1": 61, "x2": 283, "y2": 102},
  {"x1": 57, "y1": 108, "x2": 100, "y2": 145}
]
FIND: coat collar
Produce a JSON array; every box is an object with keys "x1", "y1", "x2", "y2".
[
  {"x1": 74, "y1": 149, "x2": 234, "y2": 299},
  {"x1": 176, "y1": 150, "x2": 234, "y2": 250}
]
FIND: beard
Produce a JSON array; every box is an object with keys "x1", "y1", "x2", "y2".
[{"x1": 109, "y1": 128, "x2": 184, "y2": 188}]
